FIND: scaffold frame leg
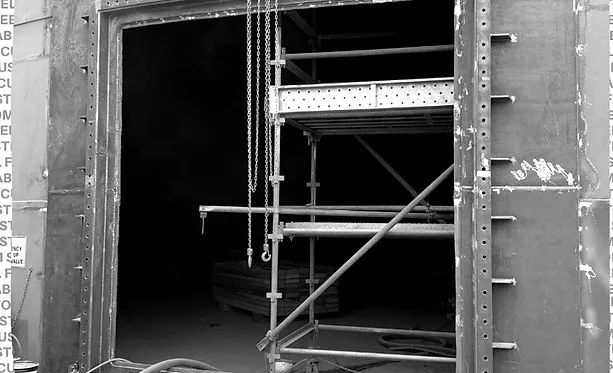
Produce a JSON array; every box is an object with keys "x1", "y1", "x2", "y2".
[
  {"x1": 257, "y1": 164, "x2": 453, "y2": 352},
  {"x1": 307, "y1": 135, "x2": 319, "y2": 373}
]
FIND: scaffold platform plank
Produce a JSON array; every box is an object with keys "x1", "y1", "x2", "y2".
[
  {"x1": 272, "y1": 77, "x2": 453, "y2": 135},
  {"x1": 281, "y1": 222, "x2": 454, "y2": 238}
]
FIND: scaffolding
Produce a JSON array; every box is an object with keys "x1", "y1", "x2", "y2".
[{"x1": 198, "y1": 10, "x2": 506, "y2": 373}]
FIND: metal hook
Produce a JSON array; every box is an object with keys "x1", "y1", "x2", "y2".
[{"x1": 261, "y1": 250, "x2": 271, "y2": 262}]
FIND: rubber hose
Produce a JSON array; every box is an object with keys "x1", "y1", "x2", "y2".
[
  {"x1": 378, "y1": 334, "x2": 456, "y2": 358},
  {"x1": 139, "y1": 358, "x2": 220, "y2": 373}
]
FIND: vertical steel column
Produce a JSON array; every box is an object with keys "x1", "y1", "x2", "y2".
[
  {"x1": 307, "y1": 136, "x2": 319, "y2": 373},
  {"x1": 268, "y1": 117, "x2": 282, "y2": 373},
  {"x1": 474, "y1": 0, "x2": 493, "y2": 372},
  {"x1": 268, "y1": 17, "x2": 283, "y2": 373}
]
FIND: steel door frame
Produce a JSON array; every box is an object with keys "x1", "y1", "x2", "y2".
[{"x1": 83, "y1": 1, "x2": 478, "y2": 372}]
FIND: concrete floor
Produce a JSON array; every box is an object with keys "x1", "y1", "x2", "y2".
[{"x1": 115, "y1": 295, "x2": 454, "y2": 373}]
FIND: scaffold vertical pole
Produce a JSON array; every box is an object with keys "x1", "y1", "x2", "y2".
[
  {"x1": 307, "y1": 135, "x2": 319, "y2": 373},
  {"x1": 268, "y1": 16, "x2": 283, "y2": 373}
]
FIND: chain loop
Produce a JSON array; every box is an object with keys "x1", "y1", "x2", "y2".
[{"x1": 12, "y1": 266, "x2": 33, "y2": 329}]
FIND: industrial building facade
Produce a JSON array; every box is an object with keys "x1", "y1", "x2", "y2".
[{"x1": 11, "y1": 0, "x2": 611, "y2": 372}]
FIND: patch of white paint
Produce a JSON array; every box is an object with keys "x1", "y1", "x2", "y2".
[
  {"x1": 454, "y1": 2, "x2": 462, "y2": 31},
  {"x1": 580, "y1": 318, "x2": 594, "y2": 331},
  {"x1": 477, "y1": 170, "x2": 490, "y2": 178},
  {"x1": 510, "y1": 158, "x2": 575, "y2": 186},
  {"x1": 579, "y1": 200, "x2": 592, "y2": 210},
  {"x1": 453, "y1": 102, "x2": 461, "y2": 121},
  {"x1": 580, "y1": 263, "x2": 596, "y2": 279}
]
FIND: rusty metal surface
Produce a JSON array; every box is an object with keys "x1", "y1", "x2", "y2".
[
  {"x1": 577, "y1": 0, "x2": 609, "y2": 200},
  {"x1": 473, "y1": 1, "x2": 493, "y2": 371},
  {"x1": 489, "y1": 1, "x2": 579, "y2": 188},
  {"x1": 490, "y1": 189, "x2": 581, "y2": 371},
  {"x1": 455, "y1": 0, "x2": 610, "y2": 372},
  {"x1": 576, "y1": 0, "x2": 610, "y2": 372},
  {"x1": 98, "y1": 0, "x2": 412, "y2": 12},
  {"x1": 453, "y1": 1, "x2": 475, "y2": 372},
  {"x1": 40, "y1": 0, "x2": 92, "y2": 371},
  {"x1": 578, "y1": 199, "x2": 610, "y2": 372}
]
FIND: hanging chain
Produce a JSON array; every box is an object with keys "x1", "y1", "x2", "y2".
[
  {"x1": 12, "y1": 266, "x2": 33, "y2": 329},
  {"x1": 246, "y1": 0, "x2": 254, "y2": 267},
  {"x1": 262, "y1": 83, "x2": 270, "y2": 261},
  {"x1": 262, "y1": 0, "x2": 278, "y2": 262},
  {"x1": 247, "y1": 0, "x2": 276, "y2": 265},
  {"x1": 252, "y1": 0, "x2": 261, "y2": 192},
  {"x1": 260, "y1": 0, "x2": 273, "y2": 262}
]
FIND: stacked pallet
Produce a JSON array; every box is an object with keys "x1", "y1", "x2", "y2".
[{"x1": 212, "y1": 260, "x2": 339, "y2": 317}]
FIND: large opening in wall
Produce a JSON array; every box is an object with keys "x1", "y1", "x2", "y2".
[{"x1": 116, "y1": 1, "x2": 455, "y2": 372}]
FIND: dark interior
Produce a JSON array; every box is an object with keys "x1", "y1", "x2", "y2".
[{"x1": 116, "y1": 1, "x2": 455, "y2": 370}]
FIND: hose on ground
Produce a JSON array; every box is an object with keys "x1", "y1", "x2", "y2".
[
  {"x1": 83, "y1": 357, "x2": 221, "y2": 373},
  {"x1": 139, "y1": 358, "x2": 221, "y2": 373},
  {"x1": 378, "y1": 333, "x2": 456, "y2": 358}
]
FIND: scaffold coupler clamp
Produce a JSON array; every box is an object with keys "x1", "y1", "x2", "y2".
[
  {"x1": 269, "y1": 175, "x2": 285, "y2": 185},
  {"x1": 270, "y1": 59, "x2": 286, "y2": 67},
  {"x1": 306, "y1": 134, "x2": 320, "y2": 145},
  {"x1": 257, "y1": 330, "x2": 276, "y2": 351}
]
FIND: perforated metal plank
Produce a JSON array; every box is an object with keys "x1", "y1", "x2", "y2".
[{"x1": 274, "y1": 78, "x2": 454, "y2": 115}]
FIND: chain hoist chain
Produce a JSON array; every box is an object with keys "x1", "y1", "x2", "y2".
[
  {"x1": 252, "y1": 0, "x2": 261, "y2": 192},
  {"x1": 247, "y1": 0, "x2": 276, "y2": 265},
  {"x1": 260, "y1": 0, "x2": 274, "y2": 263},
  {"x1": 12, "y1": 266, "x2": 33, "y2": 329},
  {"x1": 246, "y1": 0, "x2": 254, "y2": 267},
  {"x1": 262, "y1": 88, "x2": 271, "y2": 262}
]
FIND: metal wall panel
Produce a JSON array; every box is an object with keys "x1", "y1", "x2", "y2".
[
  {"x1": 12, "y1": 5, "x2": 51, "y2": 365},
  {"x1": 40, "y1": 0, "x2": 92, "y2": 371},
  {"x1": 490, "y1": 1, "x2": 579, "y2": 187},
  {"x1": 456, "y1": 0, "x2": 609, "y2": 372},
  {"x1": 576, "y1": 0, "x2": 610, "y2": 371},
  {"x1": 491, "y1": 190, "x2": 581, "y2": 371}
]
